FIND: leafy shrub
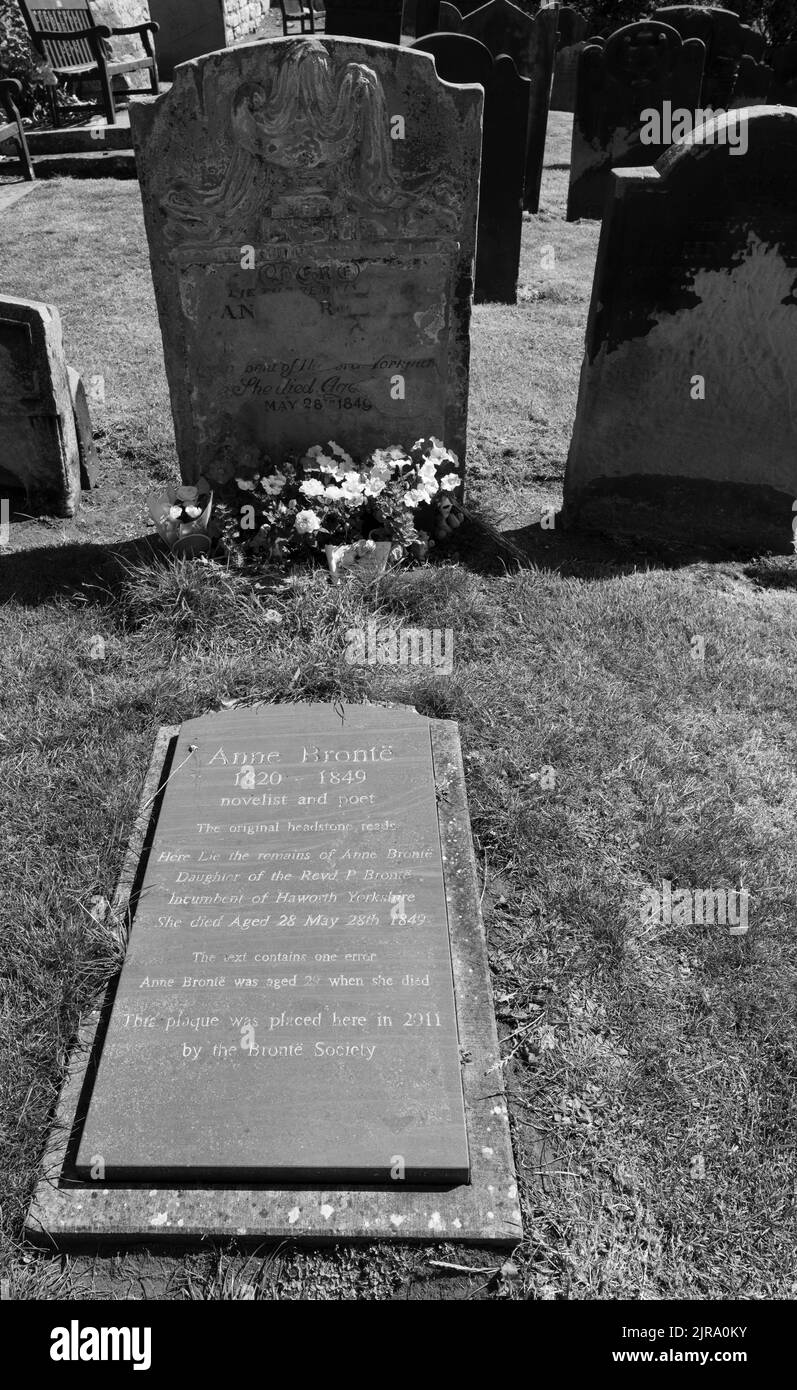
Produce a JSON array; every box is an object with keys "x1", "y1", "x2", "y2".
[{"x1": 0, "y1": 0, "x2": 55, "y2": 119}]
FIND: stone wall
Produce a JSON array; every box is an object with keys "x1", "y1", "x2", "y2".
[{"x1": 222, "y1": 0, "x2": 272, "y2": 45}]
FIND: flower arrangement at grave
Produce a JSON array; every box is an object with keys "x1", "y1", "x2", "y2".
[
  {"x1": 147, "y1": 478, "x2": 214, "y2": 557},
  {"x1": 213, "y1": 437, "x2": 464, "y2": 582}
]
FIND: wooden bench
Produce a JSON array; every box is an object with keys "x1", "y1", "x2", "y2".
[
  {"x1": 277, "y1": 0, "x2": 324, "y2": 37},
  {"x1": 0, "y1": 79, "x2": 35, "y2": 180},
  {"x1": 18, "y1": 1, "x2": 160, "y2": 127}
]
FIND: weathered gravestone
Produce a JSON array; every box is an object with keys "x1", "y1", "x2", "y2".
[
  {"x1": 567, "y1": 21, "x2": 705, "y2": 222},
  {"x1": 728, "y1": 53, "x2": 773, "y2": 108},
  {"x1": 413, "y1": 34, "x2": 529, "y2": 303},
  {"x1": 324, "y1": 0, "x2": 404, "y2": 44},
  {"x1": 27, "y1": 704, "x2": 519, "y2": 1243},
  {"x1": 458, "y1": 0, "x2": 556, "y2": 213},
  {"x1": 0, "y1": 295, "x2": 81, "y2": 517},
  {"x1": 550, "y1": 5, "x2": 588, "y2": 114},
  {"x1": 653, "y1": 5, "x2": 748, "y2": 107},
  {"x1": 563, "y1": 108, "x2": 797, "y2": 552},
  {"x1": 131, "y1": 37, "x2": 482, "y2": 488}
]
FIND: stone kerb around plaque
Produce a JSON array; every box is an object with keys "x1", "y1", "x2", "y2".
[
  {"x1": 131, "y1": 37, "x2": 483, "y2": 490},
  {"x1": 26, "y1": 704, "x2": 520, "y2": 1244},
  {"x1": 563, "y1": 106, "x2": 797, "y2": 552}
]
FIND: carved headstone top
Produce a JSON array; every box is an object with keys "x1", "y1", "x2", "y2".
[{"x1": 132, "y1": 38, "x2": 482, "y2": 486}]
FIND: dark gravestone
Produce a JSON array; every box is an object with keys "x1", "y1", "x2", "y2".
[
  {"x1": 413, "y1": 35, "x2": 529, "y2": 303},
  {"x1": 401, "y1": 0, "x2": 441, "y2": 40},
  {"x1": 563, "y1": 108, "x2": 797, "y2": 552},
  {"x1": 437, "y1": 2, "x2": 464, "y2": 29},
  {"x1": 324, "y1": 0, "x2": 404, "y2": 44},
  {"x1": 740, "y1": 25, "x2": 767, "y2": 63},
  {"x1": 0, "y1": 295, "x2": 81, "y2": 517},
  {"x1": 460, "y1": 0, "x2": 556, "y2": 213},
  {"x1": 550, "y1": 5, "x2": 588, "y2": 114},
  {"x1": 728, "y1": 55, "x2": 773, "y2": 108},
  {"x1": 769, "y1": 42, "x2": 797, "y2": 104},
  {"x1": 567, "y1": 22, "x2": 705, "y2": 223},
  {"x1": 653, "y1": 5, "x2": 745, "y2": 107},
  {"x1": 76, "y1": 705, "x2": 471, "y2": 1183},
  {"x1": 132, "y1": 37, "x2": 482, "y2": 488}
]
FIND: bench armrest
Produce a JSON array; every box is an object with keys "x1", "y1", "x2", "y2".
[
  {"x1": 108, "y1": 23, "x2": 160, "y2": 38},
  {"x1": 28, "y1": 23, "x2": 112, "y2": 43}
]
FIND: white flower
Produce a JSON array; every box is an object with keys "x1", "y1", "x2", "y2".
[
  {"x1": 419, "y1": 460, "x2": 439, "y2": 495},
  {"x1": 328, "y1": 441, "x2": 355, "y2": 468},
  {"x1": 235, "y1": 477, "x2": 257, "y2": 492},
  {"x1": 364, "y1": 476, "x2": 388, "y2": 498},
  {"x1": 341, "y1": 471, "x2": 366, "y2": 502},
  {"x1": 260, "y1": 471, "x2": 286, "y2": 497},
  {"x1": 440, "y1": 472, "x2": 460, "y2": 491},
  {"x1": 300, "y1": 477, "x2": 326, "y2": 498},
  {"x1": 403, "y1": 487, "x2": 429, "y2": 509},
  {"x1": 324, "y1": 484, "x2": 344, "y2": 502},
  {"x1": 184, "y1": 504, "x2": 203, "y2": 519},
  {"x1": 168, "y1": 504, "x2": 183, "y2": 521},
  {"x1": 294, "y1": 509, "x2": 322, "y2": 535}
]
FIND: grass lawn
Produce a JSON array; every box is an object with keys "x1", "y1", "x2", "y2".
[{"x1": 0, "y1": 114, "x2": 795, "y2": 1301}]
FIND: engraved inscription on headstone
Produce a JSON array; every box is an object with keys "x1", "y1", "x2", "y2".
[
  {"x1": 131, "y1": 38, "x2": 482, "y2": 486},
  {"x1": 76, "y1": 705, "x2": 471, "y2": 1183}
]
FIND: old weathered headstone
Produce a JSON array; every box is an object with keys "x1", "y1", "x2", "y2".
[
  {"x1": 413, "y1": 34, "x2": 528, "y2": 303},
  {"x1": 324, "y1": 0, "x2": 404, "y2": 44},
  {"x1": 563, "y1": 108, "x2": 797, "y2": 551},
  {"x1": 652, "y1": 5, "x2": 745, "y2": 107},
  {"x1": 131, "y1": 37, "x2": 482, "y2": 488},
  {"x1": 728, "y1": 54, "x2": 773, "y2": 108},
  {"x1": 459, "y1": 0, "x2": 556, "y2": 213},
  {"x1": 550, "y1": 4, "x2": 588, "y2": 114},
  {"x1": 567, "y1": 21, "x2": 705, "y2": 222},
  {"x1": 0, "y1": 295, "x2": 81, "y2": 517}
]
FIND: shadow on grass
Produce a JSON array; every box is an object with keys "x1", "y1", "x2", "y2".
[
  {"x1": 448, "y1": 512, "x2": 779, "y2": 580},
  {"x1": 0, "y1": 535, "x2": 164, "y2": 607}
]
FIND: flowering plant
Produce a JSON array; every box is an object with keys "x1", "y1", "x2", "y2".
[{"x1": 214, "y1": 438, "x2": 462, "y2": 572}]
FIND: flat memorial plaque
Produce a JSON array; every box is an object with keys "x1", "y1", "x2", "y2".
[{"x1": 76, "y1": 705, "x2": 470, "y2": 1184}]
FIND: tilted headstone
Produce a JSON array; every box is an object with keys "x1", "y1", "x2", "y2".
[
  {"x1": 67, "y1": 366, "x2": 100, "y2": 490},
  {"x1": 740, "y1": 24, "x2": 767, "y2": 63},
  {"x1": 413, "y1": 34, "x2": 528, "y2": 304},
  {"x1": 563, "y1": 108, "x2": 797, "y2": 552},
  {"x1": 550, "y1": 4, "x2": 588, "y2": 113},
  {"x1": 459, "y1": 0, "x2": 557, "y2": 213},
  {"x1": 324, "y1": 0, "x2": 404, "y2": 44},
  {"x1": 0, "y1": 296, "x2": 81, "y2": 517},
  {"x1": 769, "y1": 41, "x2": 797, "y2": 105},
  {"x1": 567, "y1": 21, "x2": 705, "y2": 223},
  {"x1": 76, "y1": 704, "x2": 473, "y2": 1183},
  {"x1": 131, "y1": 37, "x2": 482, "y2": 487},
  {"x1": 653, "y1": 5, "x2": 746, "y2": 107}
]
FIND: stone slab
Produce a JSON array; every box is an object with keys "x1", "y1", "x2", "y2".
[
  {"x1": 76, "y1": 705, "x2": 469, "y2": 1183},
  {"x1": 26, "y1": 711, "x2": 519, "y2": 1245},
  {"x1": 563, "y1": 107, "x2": 797, "y2": 551},
  {"x1": 131, "y1": 37, "x2": 482, "y2": 488},
  {"x1": 68, "y1": 367, "x2": 100, "y2": 490},
  {"x1": 0, "y1": 295, "x2": 81, "y2": 516}
]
